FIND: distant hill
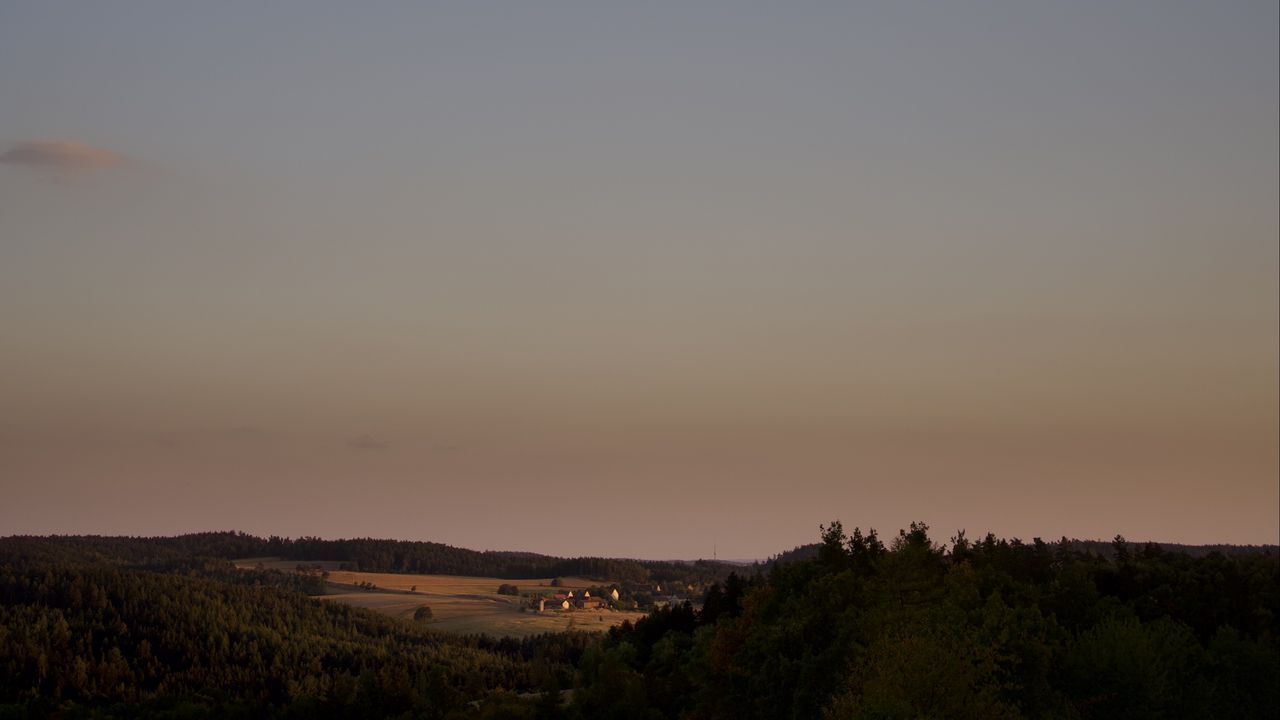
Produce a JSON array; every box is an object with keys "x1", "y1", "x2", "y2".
[{"x1": 0, "y1": 531, "x2": 741, "y2": 587}]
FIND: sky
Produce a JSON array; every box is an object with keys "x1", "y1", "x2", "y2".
[{"x1": 1, "y1": 1, "x2": 1276, "y2": 559}]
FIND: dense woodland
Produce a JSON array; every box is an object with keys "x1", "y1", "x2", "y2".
[
  {"x1": 572, "y1": 523, "x2": 1279, "y2": 719},
  {"x1": 1, "y1": 527, "x2": 1276, "y2": 718}
]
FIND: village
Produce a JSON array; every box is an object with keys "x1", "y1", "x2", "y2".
[{"x1": 530, "y1": 581, "x2": 698, "y2": 614}]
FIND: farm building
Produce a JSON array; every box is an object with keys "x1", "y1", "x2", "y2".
[
  {"x1": 538, "y1": 597, "x2": 572, "y2": 612},
  {"x1": 537, "y1": 592, "x2": 609, "y2": 612}
]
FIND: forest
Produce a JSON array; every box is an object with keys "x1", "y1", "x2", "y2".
[
  {"x1": 1, "y1": 526, "x2": 1276, "y2": 718},
  {"x1": 573, "y1": 523, "x2": 1279, "y2": 719},
  {"x1": 0, "y1": 552, "x2": 591, "y2": 718}
]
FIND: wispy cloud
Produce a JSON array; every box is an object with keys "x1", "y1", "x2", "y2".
[
  {"x1": 347, "y1": 435, "x2": 389, "y2": 451},
  {"x1": 1, "y1": 139, "x2": 122, "y2": 170}
]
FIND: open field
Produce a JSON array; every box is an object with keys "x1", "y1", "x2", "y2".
[
  {"x1": 234, "y1": 559, "x2": 649, "y2": 637},
  {"x1": 322, "y1": 569, "x2": 601, "y2": 594}
]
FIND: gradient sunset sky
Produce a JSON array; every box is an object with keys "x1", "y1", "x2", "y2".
[{"x1": 1, "y1": 2, "x2": 1276, "y2": 559}]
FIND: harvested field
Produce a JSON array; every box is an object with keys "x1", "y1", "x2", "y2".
[{"x1": 234, "y1": 559, "x2": 648, "y2": 638}]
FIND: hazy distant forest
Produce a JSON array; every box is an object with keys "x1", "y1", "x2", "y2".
[{"x1": 1, "y1": 525, "x2": 1276, "y2": 719}]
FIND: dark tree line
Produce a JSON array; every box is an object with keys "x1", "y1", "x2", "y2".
[
  {"x1": 273, "y1": 537, "x2": 734, "y2": 586},
  {"x1": 767, "y1": 535, "x2": 1277, "y2": 568}
]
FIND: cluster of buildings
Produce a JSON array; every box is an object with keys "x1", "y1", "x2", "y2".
[{"x1": 536, "y1": 588, "x2": 620, "y2": 613}]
